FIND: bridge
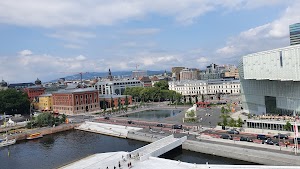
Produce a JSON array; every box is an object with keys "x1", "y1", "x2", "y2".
[
  {"x1": 130, "y1": 134, "x2": 187, "y2": 161},
  {"x1": 61, "y1": 134, "x2": 187, "y2": 169}
]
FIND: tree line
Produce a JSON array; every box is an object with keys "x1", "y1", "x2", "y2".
[
  {"x1": 0, "y1": 89, "x2": 30, "y2": 115},
  {"x1": 124, "y1": 81, "x2": 182, "y2": 103}
]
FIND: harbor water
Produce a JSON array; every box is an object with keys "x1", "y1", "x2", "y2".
[{"x1": 0, "y1": 130, "x2": 254, "y2": 169}]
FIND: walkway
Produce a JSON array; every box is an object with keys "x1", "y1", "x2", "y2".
[{"x1": 130, "y1": 134, "x2": 187, "y2": 161}]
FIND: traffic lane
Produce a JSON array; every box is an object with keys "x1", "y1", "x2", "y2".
[{"x1": 202, "y1": 129, "x2": 295, "y2": 145}]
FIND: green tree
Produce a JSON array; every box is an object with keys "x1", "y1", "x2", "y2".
[
  {"x1": 201, "y1": 94, "x2": 205, "y2": 102},
  {"x1": 237, "y1": 117, "x2": 243, "y2": 127},
  {"x1": 189, "y1": 95, "x2": 192, "y2": 104},
  {"x1": 284, "y1": 121, "x2": 292, "y2": 131},
  {"x1": 183, "y1": 95, "x2": 186, "y2": 103},
  {"x1": 195, "y1": 95, "x2": 198, "y2": 103},
  {"x1": 110, "y1": 97, "x2": 115, "y2": 111},
  {"x1": 220, "y1": 105, "x2": 231, "y2": 126},
  {"x1": 228, "y1": 118, "x2": 236, "y2": 127},
  {"x1": 153, "y1": 80, "x2": 169, "y2": 90},
  {"x1": 0, "y1": 89, "x2": 30, "y2": 115},
  {"x1": 103, "y1": 99, "x2": 107, "y2": 112},
  {"x1": 187, "y1": 110, "x2": 196, "y2": 118},
  {"x1": 125, "y1": 95, "x2": 129, "y2": 111},
  {"x1": 118, "y1": 97, "x2": 121, "y2": 112}
]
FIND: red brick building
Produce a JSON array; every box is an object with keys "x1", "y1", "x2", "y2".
[
  {"x1": 99, "y1": 95, "x2": 132, "y2": 109},
  {"x1": 52, "y1": 88, "x2": 100, "y2": 115},
  {"x1": 24, "y1": 86, "x2": 45, "y2": 102}
]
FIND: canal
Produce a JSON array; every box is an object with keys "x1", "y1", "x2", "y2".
[{"x1": 0, "y1": 130, "x2": 254, "y2": 169}]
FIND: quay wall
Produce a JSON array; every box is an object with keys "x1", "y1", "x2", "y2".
[
  {"x1": 11, "y1": 123, "x2": 80, "y2": 141},
  {"x1": 127, "y1": 132, "x2": 300, "y2": 166}
]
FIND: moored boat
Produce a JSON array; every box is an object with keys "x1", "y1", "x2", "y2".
[
  {"x1": 26, "y1": 133, "x2": 43, "y2": 140},
  {"x1": 0, "y1": 138, "x2": 16, "y2": 147}
]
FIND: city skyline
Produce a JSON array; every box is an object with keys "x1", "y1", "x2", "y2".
[{"x1": 0, "y1": 0, "x2": 300, "y2": 82}]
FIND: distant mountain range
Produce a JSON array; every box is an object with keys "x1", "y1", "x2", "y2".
[{"x1": 50, "y1": 70, "x2": 168, "y2": 82}]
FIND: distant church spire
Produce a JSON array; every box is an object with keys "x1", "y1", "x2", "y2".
[{"x1": 107, "y1": 68, "x2": 113, "y2": 81}]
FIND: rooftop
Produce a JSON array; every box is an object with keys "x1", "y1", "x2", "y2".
[{"x1": 53, "y1": 88, "x2": 98, "y2": 94}]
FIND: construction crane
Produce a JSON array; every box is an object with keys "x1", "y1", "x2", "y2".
[{"x1": 59, "y1": 72, "x2": 89, "y2": 84}]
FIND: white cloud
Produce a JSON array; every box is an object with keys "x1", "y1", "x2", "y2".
[
  {"x1": 18, "y1": 49, "x2": 33, "y2": 56},
  {"x1": 63, "y1": 44, "x2": 82, "y2": 49},
  {"x1": 216, "y1": 1, "x2": 300, "y2": 60},
  {"x1": 47, "y1": 31, "x2": 96, "y2": 42},
  {"x1": 75, "y1": 55, "x2": 86, "y2": 61},
  {"x1": 123, "y1": 28, "x2": 161, "y2": 35},
  {"x1": 0, "y1": 0, "x2": 290, "y2": 27}
]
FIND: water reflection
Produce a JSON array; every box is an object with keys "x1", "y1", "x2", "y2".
[{"x1": 121, "y1": 109, "x2": 181, "y2": 120}]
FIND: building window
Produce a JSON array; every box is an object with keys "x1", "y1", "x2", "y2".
[{"x1": 279, "y1": 51, "x2": 283, "y2": 67}]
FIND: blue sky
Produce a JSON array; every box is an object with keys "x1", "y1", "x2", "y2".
[{"x1": 0, "y1": 0, "x2": 299, "y2": 82}]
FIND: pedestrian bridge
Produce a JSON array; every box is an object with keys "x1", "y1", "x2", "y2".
[{"x1": 130, "y1": 134, "x2": 187, "y2": 161}]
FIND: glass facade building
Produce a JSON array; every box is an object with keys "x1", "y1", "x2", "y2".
[{"x1": 290, "y1": 23, "x2": 300, "y2": 45}]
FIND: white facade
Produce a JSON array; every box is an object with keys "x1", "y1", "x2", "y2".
[
  {"x1": 240, "y1": 44, "x2": 300, "y2": 115},
  {"x1": 243, "y1": 45, "x2": 300, "y2": 81},
  {"x1": 93, "y1": 79, "x2": 142, "y2": 95},
  {"x1": 168, "y1": 79, "x2": 240, "y2": 96}
]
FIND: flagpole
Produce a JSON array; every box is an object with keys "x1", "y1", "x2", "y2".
[{"x1": 294, "y1": 121, "x2": 298, "y2": 155}]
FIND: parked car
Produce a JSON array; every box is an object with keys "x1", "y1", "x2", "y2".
[
  {"x1": 263, "y1": 138, "x2": 279, "y2": 146},
  {"x1": 273, "y1": 134, "x2": 289, "y2": 139},
  {"x1": 104, "y1": 117, "x2": 110, "y2": 120},
  {"x1": 227, "y1": 129, "x2": 239, "y2": 135},
  {"x1": 220, "y1": 134, "x2": 233, "y2": 140},
  {"x1": 127, "y1": 120, "x2": 134, "y2": 124},
  {"x1": 157, "y1": 124, "x2": 165, "y2": 127},
  {"x1": 257, "y1": 134, "x2": 268, "y2": 140},
  {"x1": 240, "y1": 136, "x2": 253, "y2": 142},
  {"x1": 172, "y1": 124, "x2": 183, "y2": 129}
]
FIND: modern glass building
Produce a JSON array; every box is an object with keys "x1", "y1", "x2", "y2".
[
  {"x1": 239, "y1": 44, "x2": 300, "y2": 115},
  {"x1": 290, "y1": 23, "x2": 300, "y2": 45}
]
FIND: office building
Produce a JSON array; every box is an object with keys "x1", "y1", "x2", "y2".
[
  {"x1": 239, "y1": 44, "x2": 300, "y2": 115},
  {"x1": 168, "y1": 79, "x2": 240, "y2": 96},
  {"x1": 94, "y1": 79, "x2": 142, "y2": 95},
  {"x1": 52, "y1": 88, "x2": 99, "y2": 115},
  {"x1": 290, "y1": 23, "x2": 300, "y2": 46}
]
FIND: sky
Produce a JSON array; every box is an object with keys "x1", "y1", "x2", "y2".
[{"x1": 0, "y1": 0, "x2": 300, "y2": 83}]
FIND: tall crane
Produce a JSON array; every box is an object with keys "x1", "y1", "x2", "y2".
[{"x1": 59, "y1": 72, "x2": 89, "y2": 84}]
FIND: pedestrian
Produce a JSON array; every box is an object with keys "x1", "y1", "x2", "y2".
[
  {"x1": 129, "y1": 154, "x2": 131, "y2": 158},
  {"x1": 106, "y1": 167, "x2": 108, "y2": 169},
  {"x1": 119, "y1": 161, "x2": 121, "y2": 168},
  {"x1": 114, "y1": 166, "x2": 116, "y2": 169}
]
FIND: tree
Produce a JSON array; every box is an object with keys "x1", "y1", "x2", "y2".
[
  {"x1": 118, "y1": 97, "x2": 121, "y2": 112},
  {"x1": 186, "y1": 110, "x2": 196, "y2": 118},
  {"x1": 220, "y1": 105, "x2": 231, "y2": 126},
  {"x1": 110, "y1": 97, "x2": 115, "y2": 111},
  {"x1": 195, "y1": 95, "x2": 198, "y2": 103},
  {"x1": 124, "y1": 95, "x2": 129, "y2": 111},
  {"x1": 183, "y1": 95, "x2": 186, "y2": 103},
  {"x1": 189, "y1": 95, "x2": 192, "y2": 104},
  {"x1": 0, "y1": 89, "x2": 30, "y2": 115},
  {"x1": 237, "y1": 117, "x2": 243, "y2": 127},
  {"x1": 284, "y1": 121, "x2": 292, "y2": 131},
  {"x1": 201, "y1": 94, "x2": 205, "y2": 102},
  {"x1": 103, "y1": 99, "x2": 107, "y2": 112},
  {"x1": 154, "y1": 80, "x2": 169, "y2": 90},
  {"x1": 228, "y1": 118, "x2": 236, "y2": 127}
]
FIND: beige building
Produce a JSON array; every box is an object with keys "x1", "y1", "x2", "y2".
[{"x1": 38, "y1": 94, "x2": 53, "y2": 112}]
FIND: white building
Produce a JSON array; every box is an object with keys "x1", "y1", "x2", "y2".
[
  {"x1": 239, "y1": 44, "x2": 300, "y2": 115},
  {"x1": 93, "y1": 79, "x2": 142, "y2": 95},
  {"x1": 168, "y1": 79, "x2": 240, "y2": 96}
]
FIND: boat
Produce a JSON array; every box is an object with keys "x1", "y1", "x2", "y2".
[
  {"x1": 0, "y1": 113, "x2": 16, "y2": 147},
  {"x1": 26, "y1": 133, "x2": 43, "y2": 140},
  {"x1": 0, "y1": 137, "x2": 16, "y2": 147}
]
